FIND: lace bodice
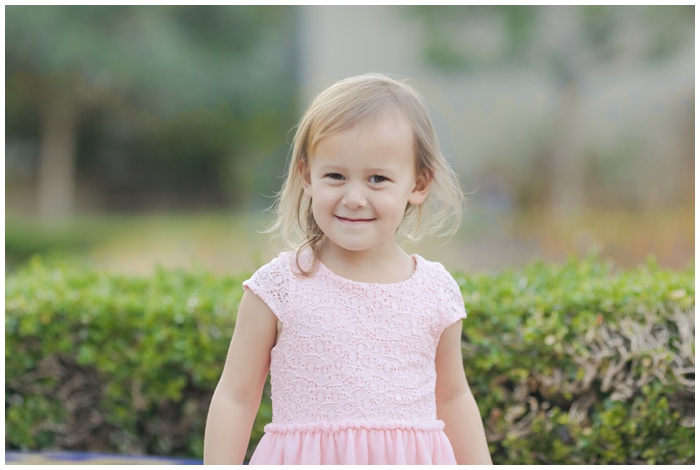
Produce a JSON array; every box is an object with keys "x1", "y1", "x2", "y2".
[{"x1": 243, "y1": 250, "x2": 466, "y2": 432}]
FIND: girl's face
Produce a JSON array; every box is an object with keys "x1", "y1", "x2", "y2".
[{"x1": 302, "y1": 109, "x2": 429, "y2": 258}]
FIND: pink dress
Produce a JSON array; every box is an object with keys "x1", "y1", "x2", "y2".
[{"x1": 242, "y1": 250, "x2": 467, "y2": 465}]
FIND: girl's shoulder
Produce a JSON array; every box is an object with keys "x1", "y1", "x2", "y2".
[
  {"x1": 414, "y1": 255, "x2": 467, "y2": 326},
  {"x1": 415, "y1": 255, "x2": 459, "y2": 285},
  {"x1": 243, "y1": 252, "x2": 295, "y2": 322},
  {"x1": 255, "y1": 251, "x2": 294, "y2": 274},
  {"x1": 244, "y1": 252, "x2": 295, "y2": 288}
]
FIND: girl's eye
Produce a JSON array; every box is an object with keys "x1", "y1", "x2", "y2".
[
  {"x1": 369, "y1": 175, "x2": 388, "y2": 184},
  {"x1": 325, "y1": 173, "x2": 344, "y2": 180}
]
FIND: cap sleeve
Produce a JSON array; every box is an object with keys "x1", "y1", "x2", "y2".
[
  {"x1": 242, "y1": 252, "x2": 291, "y2": 322},
  {"x1": 431, "y1": 261, "x2": 467, "y2": 333}
]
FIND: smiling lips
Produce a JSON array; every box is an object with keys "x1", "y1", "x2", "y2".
[{"x1": 336, "y1": 215, "x2": 375, "y2": 223}]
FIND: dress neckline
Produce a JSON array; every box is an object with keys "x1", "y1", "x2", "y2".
[{"x1": 315, "y1": 254, "x2": 422, "y2": 286}]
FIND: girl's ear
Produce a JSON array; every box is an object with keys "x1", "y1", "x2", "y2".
[
  {"x1": 299, "y1": 159, "x2": 312, "y2": 197},
  {"x1": 408, "y1": 172, "x2": 431, "y2": 206}
]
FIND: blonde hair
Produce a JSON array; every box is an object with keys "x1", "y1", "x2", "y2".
[{"x1": 267, "y1": 73, "x2": 464, "y2": 273}]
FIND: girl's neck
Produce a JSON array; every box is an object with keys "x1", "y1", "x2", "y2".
[{"x1": 317, "y1": 239, "x2": 415, "y2": 284}]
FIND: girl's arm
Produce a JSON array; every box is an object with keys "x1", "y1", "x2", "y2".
[
  {"x1": 203, "y1": 290, "x2": 278, "y2": 464},
  {"x1": 435, "y1": 320, "x2": 493, "y2": 465}
]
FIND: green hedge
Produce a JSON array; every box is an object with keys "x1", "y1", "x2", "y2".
[
  {"x1": 458, "y1": 257, "x2": 694, "y2": 464},
  {"x1": 5, "y1": 256, "x2": 694, "y2": 464}
]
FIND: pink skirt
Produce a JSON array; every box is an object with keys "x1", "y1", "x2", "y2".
[{"x1": 248, "y1": 422, "x2": 457, "y2": 465}]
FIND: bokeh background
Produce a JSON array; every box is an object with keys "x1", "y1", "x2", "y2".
[{"x1": 6, "y1": 5, "x2": 695, "y2": 275}]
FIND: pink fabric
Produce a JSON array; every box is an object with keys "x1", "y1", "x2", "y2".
[
  {"x1": 249, "y1": 425, "x2": 457, "y2": 465},
  {"x1": 243, "y1": 250, "x2": 466, "y2": 465}
]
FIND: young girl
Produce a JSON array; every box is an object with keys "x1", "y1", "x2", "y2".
[{"x1": 203, "y1": 73, "x2": 492, "y2": 465}]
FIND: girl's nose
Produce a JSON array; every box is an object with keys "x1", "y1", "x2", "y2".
[{"x1": 342, "y1": 184, "x2": 367, "y2": 209}]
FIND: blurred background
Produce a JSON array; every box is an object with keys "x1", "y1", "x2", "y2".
[{"x1": 5, "y1": 5, "x2": 695, "y2": 275}]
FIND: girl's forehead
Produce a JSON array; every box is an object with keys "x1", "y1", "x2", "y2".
[
  {"x1": 314, "y1": 108, "x2": 414, "y2": 148},
  {"x1": 307, "y1": 117, "x2": 418, "y2": 174}
]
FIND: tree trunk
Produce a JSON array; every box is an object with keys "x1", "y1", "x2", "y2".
[{"x1": 37, "y1": 85, "x2": 78, "y2": 220}]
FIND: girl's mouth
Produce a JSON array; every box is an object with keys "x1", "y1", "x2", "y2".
[{"x1": 336, "y1": 216, "x2": 374, "y2": 223}]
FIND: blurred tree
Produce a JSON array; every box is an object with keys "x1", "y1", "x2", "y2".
[
  {"x1": 404, "y1": 5, "x2": 693, "y2": 215},
  {"x1": 6, "y1": 6, "x2": 297, "y2": 219}
]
